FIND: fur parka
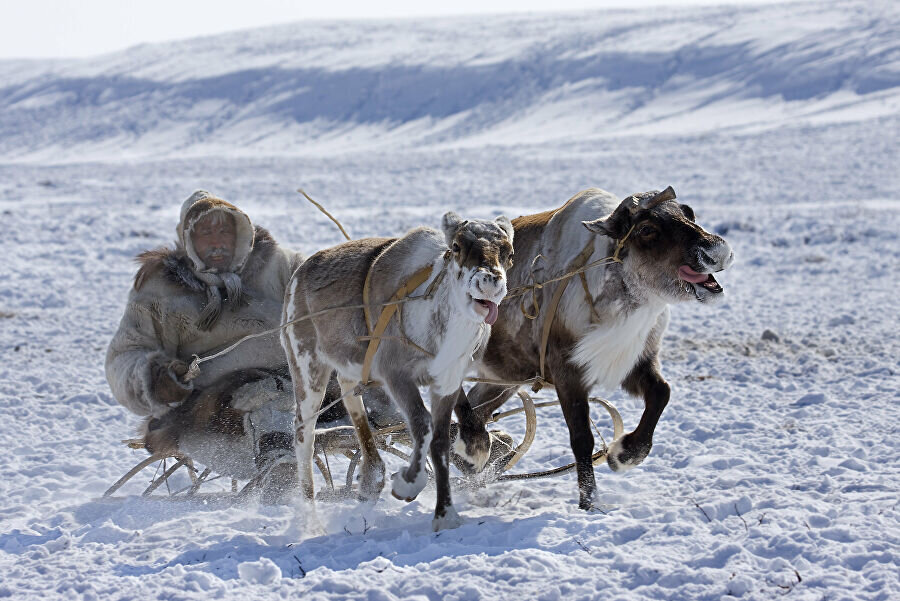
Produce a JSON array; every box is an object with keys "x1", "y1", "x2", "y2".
[{"x1": 105, "y1": 192, "x2": 302, "y2": 417}]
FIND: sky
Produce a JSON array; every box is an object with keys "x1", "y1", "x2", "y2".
[{"x1": 0, "y1": 0, "x2": 783, "y2": 59}]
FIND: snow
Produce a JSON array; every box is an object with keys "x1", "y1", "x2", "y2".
[{"x1": 1, "y1": 0, "x2": 899, "y2": 599}]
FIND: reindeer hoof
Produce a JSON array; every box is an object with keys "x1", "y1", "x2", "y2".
[
  {"x1": 606, "y1": 434, "x2": 650, "y2": 473},
  {"x1": 579, "y1": 500, "x2": 615, "y2": 513},
  {"x1": 578, "y1": 488, "x2": 596, "y2": 511},
  {"x1": 357, "y1": 461, "x2": 386, "y2": 502},
  {"x1": 432, "y1": 505, "x2": 463, "y2": 531},
  {"x1": 390, "y1": 469, "x2": 427, "y2": 502},
  {"x1": 578, "y1": 489, "x2": 616, "y2": 512},
  {"x1": 451, "y1": 427, "x2": 491, "y2": 474}
]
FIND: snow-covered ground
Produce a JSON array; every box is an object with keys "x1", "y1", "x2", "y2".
[{"x1": 1, "y1": 1, "x2": 898, "y2": 599}]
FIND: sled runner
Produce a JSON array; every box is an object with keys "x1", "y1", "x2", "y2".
[{"x1": 102, "y1": 390, "x2": 623, "y2": 500}]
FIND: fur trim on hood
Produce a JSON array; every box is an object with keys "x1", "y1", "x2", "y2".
[
  {"x1": 154, "y1": 191, "x2": 256, "y2": 330},
  {"x1": 134, "y1": 226, "x2": 277, "y2": 294}
]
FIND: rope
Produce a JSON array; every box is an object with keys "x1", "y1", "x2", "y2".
[
  {"x1": 359, "y1": 262, "x2": 437, "y2": 386},
  {"x1": 184, "y1": 285, "x2": 443, "y2": 381},
  {"x1": 475, "y1": 224, "x2": 636, "y2": 391},
  {"x1": 466, "y1": 375, "x2": 549, "y2": 394},
  {"x1": 293, "y1": 379, "x2": 386, "y2": 431},
  {"x1": 506, "y1": 224, "x2": 634, "y2": 300}
]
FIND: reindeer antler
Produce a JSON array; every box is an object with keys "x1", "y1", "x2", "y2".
[
  {"x1": 645, "y1": 186, "x2": 676, "y2": 208},
  {"x1": 629, "y1": 186, "x2": 677, "y2": 212}
]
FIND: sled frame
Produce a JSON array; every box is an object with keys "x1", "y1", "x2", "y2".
[{"x1": 103, "y1": 391, "x2": 622, "y2": 500}]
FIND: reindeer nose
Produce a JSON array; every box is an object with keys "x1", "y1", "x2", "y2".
[
  {"x1": 484, "y1": 268, "x2": 503, "y2": 283},
  {"x1": 475, "y1": 268, "x2": 503, "y2": 294},
  {"x1": 703, "y1": 237, "x2": 734, "y2": 272},
  {"x1": 720, "y1": 249, "x2": 735, "y2": 271}
]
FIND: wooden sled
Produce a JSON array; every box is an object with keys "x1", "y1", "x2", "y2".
[{"x1": 103, "y1": 391, "x2": 623, "y2": 500}]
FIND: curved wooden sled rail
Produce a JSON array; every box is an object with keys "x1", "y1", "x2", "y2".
[
  {"x1": 103, "y1": 393, "x2": 623, "y2": 499},
  {"x1": 495, "y1": 396, "x2": 624, "y2": 481}
]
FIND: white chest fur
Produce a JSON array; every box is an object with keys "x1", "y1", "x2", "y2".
[
  {"x1": 428, "y1": 316, "x2": 487, "y2": 397},
  {"x1": 570, "y1": 301, "x2": 665, "y2": 391},
  {"x1": 400, "y1": 265, "x2": 489, "y2": 398}
]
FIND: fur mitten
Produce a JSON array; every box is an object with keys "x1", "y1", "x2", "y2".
[{"x1": 149, "y1": 356, "x2": 193, "y2": 405}]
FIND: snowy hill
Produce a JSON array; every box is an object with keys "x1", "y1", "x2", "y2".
[{"x1": 1, "y1": 0, "x2": 898, "y2": 161}]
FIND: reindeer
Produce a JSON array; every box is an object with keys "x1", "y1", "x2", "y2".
[
  {"x1": 281, "y1": 212, "x2": 514, "y2": 530},
  {"x1": 452, "y1": 187, "x2": 734, "y2": 510}
]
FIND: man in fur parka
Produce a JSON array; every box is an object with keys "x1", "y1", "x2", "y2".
[{"x1": 106, "y1": 190, "x2": 326, "y2": 502}]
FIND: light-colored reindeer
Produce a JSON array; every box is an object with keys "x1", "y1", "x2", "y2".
[{"x1": 281, "y1": 212, "x2": 514, "y2": 530}]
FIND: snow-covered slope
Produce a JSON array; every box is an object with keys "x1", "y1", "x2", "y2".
[
  {"x1": 1, "y1": 0, "x2": 898, "y2": 161},
  {"x1": 1, "y1": 2, "x2": 898, "y2": 600}
]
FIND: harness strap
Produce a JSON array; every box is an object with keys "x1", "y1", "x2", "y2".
[
  {"x1": 537, "y1": 237, "x2": 595, "y2": 385},
  {"x1": 519, "y1": 254, "x2": 545, "y2": 320},
  {"x1": 538, "y1": 275, "x2": 568, "y2": 387},
  {"x1": 362, "y1": 257, "x2": 376, "y2": 335},
  {"x1": 535, "y1": 225, "x2": 635, "y2": 388},
  {"x1": 574, "y1": 241, "x2": 603, "y2": 323},
  {"x1": 578, "y1": 272, "x2": 601, "y2": 322},
  {"x1": 360, "y1": 263, "x2": 436, "y2": 386}
]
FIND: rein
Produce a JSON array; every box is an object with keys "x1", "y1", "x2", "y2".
[{"x1": 182, "y1": 284, "x2": 444, "y2": 382}]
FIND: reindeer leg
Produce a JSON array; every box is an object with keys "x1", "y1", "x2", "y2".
[
  {"x1": 285, "y1": 347, "x2": 328, "y2": 502},
  {"x1": 549, "y1": 348, "x2": 596, "y2": 509},
  {"x1": 383, "y1": 373, "x2": 431, "y2": 502},
  {"x1": 430, "y1": 389, "x2": 463, "y2": 531},
  {"x1": 339, "y1": 378, "x2": 385, "y2": 501},
  {"x1": 558, "y1": 389, "x2": 596, "y2": 510},
  {"x1": 610, "y1": 356, "x2": 670, "y2": 472}
]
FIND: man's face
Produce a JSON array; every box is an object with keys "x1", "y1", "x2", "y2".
[{"x1": 191, "y1": 211, "x2": 236, "y2": 269}]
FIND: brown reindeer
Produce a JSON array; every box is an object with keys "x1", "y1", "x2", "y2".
[
  {"x1": 281, "y1": 212, "x2": 514, "y2": 530},
  {"x1": 453, "y1": 187, "x2": 734, "y2": 509}
]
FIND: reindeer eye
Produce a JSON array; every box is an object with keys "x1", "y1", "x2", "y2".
[
  {"x1": 452, "y1": 242, "x2": 460, "y2": 253},
  {"x1": 638, "y1": 225, "x2": 657, "y2": 237}
]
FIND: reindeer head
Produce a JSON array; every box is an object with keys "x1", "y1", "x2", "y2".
[
  {"x1": 441, "y1": 212, "x2": 515, "y2": 324},
  {"x1": 582, "y1": 187, "x2": 734, "y2": 304}
]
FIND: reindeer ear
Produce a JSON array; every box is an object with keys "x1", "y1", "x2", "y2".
[
  {"x1": 680, "y1": 203, "x2": 695, "y2": 222},
  {"x1": 442, "y1": 211, "x2": 465, "y2": 246},
  {"x1": 582, "y1": 217, "x2": 615, "y2": 237},
  {"x1": 583, "y1": 201, "x2": 633, "y2": 239},
  {"x1": 494, "y1": 215, "x2": 514, "y2": 243}
]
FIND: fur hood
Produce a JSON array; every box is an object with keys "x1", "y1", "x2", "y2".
[
  {"x1": 132, "y1": 191, "x2": 276, "y2": 331},
  {"x1": 178, "y1": 190, "x2": 256, "y2": 273},
  {"x1": 133, "y1": 225, "x2": 277, "y2": 293}
]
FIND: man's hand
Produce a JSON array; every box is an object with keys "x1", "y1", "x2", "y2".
[
  {"x1": 150, "y1": 356, "x2": 192, "y2": 405},
  {"x1": 169, "y1": 359, "x2": 190, "y2": 382}
]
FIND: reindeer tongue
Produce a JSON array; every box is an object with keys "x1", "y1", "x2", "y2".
[
  {"x1": 484, "y1": 301, "x2": 499, "y2": 325},
  {"x1": 678, "y1": 265, "x2": 709, "y2": 284}
]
